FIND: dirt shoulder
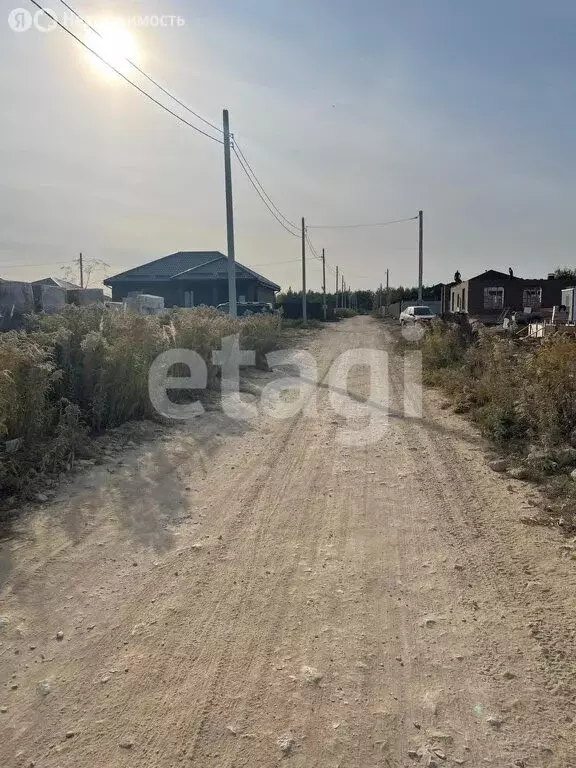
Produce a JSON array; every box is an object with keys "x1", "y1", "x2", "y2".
[{"x1": 1, "y1": 316, "x2": 575, "y2": 768}]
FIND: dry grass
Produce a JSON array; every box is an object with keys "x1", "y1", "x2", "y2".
[
  {"x1": 420, "y1": 322, "x2": 576, "y2": 530},
  {"x1": 0, "y1": 306, "x2": 281, "y2": 501}
]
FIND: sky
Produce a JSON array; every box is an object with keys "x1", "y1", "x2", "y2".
[{"x1": 1, "y1": 0, "x2": 575, "y2": 292}]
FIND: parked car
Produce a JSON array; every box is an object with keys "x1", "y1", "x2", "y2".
[{"x1": 399, "y1": 305, "x2": 436, "y2": 325}]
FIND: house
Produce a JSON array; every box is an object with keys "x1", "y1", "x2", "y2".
[
  {"x1": 103, "y1": 251, "x2": 280, "y2": 307},
  {"x1": 32, "y1": 276, "x2": 81, "y2": 290},
  {"x1": 450, "y1": 270, "x2": 572, "y2": 321}
]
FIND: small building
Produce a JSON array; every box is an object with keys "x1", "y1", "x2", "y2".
[
  {"x1": 32, "y1": 276, "x2": 81, "y2": 291},
  {"x1": 450, "y1": 270, "x2": 573, "y2": 322},
  {"x1": 103, "y1": 251, "x2": 281, "y2": 307},
  {"x1": 32, "y1": 284, "x2": 67, "y2": 314}
]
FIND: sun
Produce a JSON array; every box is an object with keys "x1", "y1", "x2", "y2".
[{"x1": 86, "y1": 20, "x2": 139, "y2": 79}]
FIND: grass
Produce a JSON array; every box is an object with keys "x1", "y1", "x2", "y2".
[
  {"x1": 416, "y1": 320, "x2": 576, "y2": 531},
  {"x1": 0, "y1": 306, "x2": 282, "y2": 502}
]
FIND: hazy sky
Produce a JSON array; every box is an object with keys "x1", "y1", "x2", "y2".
[{"x1": 1, "y1": 0, "x2": 575, "y2": 291}]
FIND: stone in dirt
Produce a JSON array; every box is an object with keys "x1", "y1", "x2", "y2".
[
  {"x1": 37, "y1": 681, "x2": 51, "y2": 696},
  {"x1": 56, "y1": 631, "x2": 64, "y2": 641},
  {"x1": 277, "y1": 734, "x2": 295, "y2": 755},
  {"x1": 508, "y1": 467, "x2": 531, "y2": 480},
  {"x1": 486, "y1": 715, "x2": 503, "y2": 727},
  {"x1": 301, "y1": 665, "x2": 323, "y2": 684},
  {"x1": 489, "y1": 459, "x2": 508, "y2": 472},
  {"x1": 119, "y1": 739, "x2": 134, "y2": 749},
  {"x1": 428, "y1": 732, "x2": 453, "y2": 744}
]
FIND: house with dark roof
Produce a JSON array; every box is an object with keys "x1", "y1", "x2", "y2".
[
  {"x1": 103, "y1": 251, "x2": 280, "y2": 308},
  {"x1": 450, "y1": 269, "x2": 572, "y2": 322}
]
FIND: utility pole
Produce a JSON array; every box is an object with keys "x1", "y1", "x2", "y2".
[
  {"x1": 223, "y1": 109, "x2": 237, "y2": 317},
  {"x1": 322, "y1": 248, "x2": 327, "y2": 321},
  {"x1": 341, "y1": 275, "x2": 345, "y2": 308},
  {"x1": 386, "y1": 268, "x2": 390, "y2": 315},
  {"x1": 79, "y1": 252, "x2": 84, "y2": 289},
  {"x1": 301, "y1": 217, "x2": 307, "y2": 322},
  {"x1": 335, "y1": 266, "x2": 339, "y2": 309},
  {"x1": 418, "y1": 209, "x2": 423, "y2": 304}
]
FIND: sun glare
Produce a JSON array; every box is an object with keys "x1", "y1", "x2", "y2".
[{"x1": 87, "y1": 20, "x2": 139, "y2": 78}]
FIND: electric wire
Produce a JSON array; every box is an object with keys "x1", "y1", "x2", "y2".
[{"x1": 27, "y1": 0, "x2": 223, "y2": 143}]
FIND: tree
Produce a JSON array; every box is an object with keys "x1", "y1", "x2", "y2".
[
  {"x1": 61, "y1": 254, "x2": 110, "y2": 288},
  {"x1": 552, "y1": 267, "x2": 576, "y2": 281}
]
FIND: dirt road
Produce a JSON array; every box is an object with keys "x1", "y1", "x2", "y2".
[{"x1": 1, "y1": 316, "x2": 575, "y2": 768}]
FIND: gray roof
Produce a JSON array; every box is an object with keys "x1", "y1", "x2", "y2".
[
  {"x1": 33, "y1": 276, "x2": 81, "y2": 290},
  {"x1": 104, "y1": 251, "x2": 280, "y2": 291}
]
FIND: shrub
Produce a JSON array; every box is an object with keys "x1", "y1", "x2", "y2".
[{"x1": 0, "y1": 306, "x2": 281, "y2": 499}]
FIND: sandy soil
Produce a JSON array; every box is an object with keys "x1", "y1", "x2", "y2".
[{"x1": 1, "y1": 315, "x2": 575, "y2": 768}]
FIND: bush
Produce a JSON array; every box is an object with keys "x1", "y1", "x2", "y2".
[
  {"x1": 334, "y1": 308, "x2": 357, "y2": 319},
  {"x1": 420, "y1": 322, "x2": 576, "y2": 452},
  {"x1": 0, "y1": 306, "x2": 281, "y2": 499}
]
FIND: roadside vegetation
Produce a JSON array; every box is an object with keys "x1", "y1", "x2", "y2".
[
  {"x1": 0, "y1": 305, "x2": 281, "y2": 503},
  {"x1": 413, "y1": 320, "x2": 576, "y2": 531}
]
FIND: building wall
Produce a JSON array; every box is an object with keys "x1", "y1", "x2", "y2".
[
  {"x1": 450, "y1": 276, "x2": 571, "y2": 319},
  {"x1": 0, "y1": 281, "x2": 34, "y2": 330},
  {"x1": 257, "y1": 286, "x2": 275, "y2": 304},
  {"x1": 109, "y1": 279, "x2": 268, "y2": 307}
]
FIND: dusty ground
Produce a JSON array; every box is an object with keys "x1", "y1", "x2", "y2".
[{"x1": 1, "y1": 315, "x2": 575, "y2": 768}]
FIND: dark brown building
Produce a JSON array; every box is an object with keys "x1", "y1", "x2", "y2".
[{"x1": 450, "y1": 270, "x2": 571, "y2": 322}]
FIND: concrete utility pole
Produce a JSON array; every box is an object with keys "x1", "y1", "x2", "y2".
[
  {"x1": 341, "y1": 275, "x2": 345, "y2": 308},
  {"x1": 223, "y1": 109, "x2": 237, "y2": 317},
  {"x1": 386, "y1": 268, "x2": 390, "y2": 315},
  {"x1": 322, "y1": 248, "x2": 327, "y2": 321},
  {"x1": 418, "y1": 209, "x2": 423, "y2": 305},
  {"x1": 301, "y1": 217, "x2": 307, "y2": 322},
  {"x1": 335, "y1": 265, "x2": 339, "y2": 309},
  {"x1": 79, "y1": 252, "x2": 84, "y2": 289}
]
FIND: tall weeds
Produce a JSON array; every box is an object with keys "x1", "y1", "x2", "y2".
[{"x1": 0, "y1": 306, "x2": 281, "y2": 498}]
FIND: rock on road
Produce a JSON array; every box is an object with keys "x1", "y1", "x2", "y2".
[{"x1": 1, "y1": 316, "x2": 575, "y2": 768}]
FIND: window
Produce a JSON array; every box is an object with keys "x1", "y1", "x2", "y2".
[
  {"x1": 522, "y1": 287, "x2": 542, "y2": 309},
  {"x1": 184, "y1": 290, "x2": 194, "y2": 307},
  {"x1": 451, "y1": 292, "x2": 454, "y2": 311},
  {"x1": 413, "y1": 306, "x2": 433, "y2": 316},
  {"x1": 483, "y1": 286, "x2": 504, "y2": 309},
  {"x1": 462, "y1": 287, "x2": 466, "y2": 311}
]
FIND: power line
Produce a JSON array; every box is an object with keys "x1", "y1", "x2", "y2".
[
  {"x1": 55, "y1": 0, "x2": 223, "y2": 137},
  {"x1": 233, "y1": 141, "x2": 299, "y2": 232},
  {"x1": 27, "y1": 0, "x2": 223, "y2": 144},
  {"x1": 232, "y1": 146, "x2": 300, "y2": 238},
  {"x1": 305, "y1": 233, "x2": 322, "y2": 262},
  {"x1": 307, "y1": 215, "x2": 418, "y2": 229}
]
